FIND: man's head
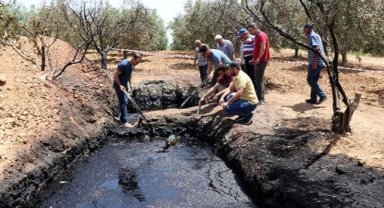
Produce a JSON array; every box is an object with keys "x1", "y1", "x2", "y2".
[
  {"x1": 214, "y1": 34, "x2": 224, "y2": 45},
  {"x1": 237, "y1": 28, "x2": 249, "y2": 41},
  {"x1": 217, "y1": 65, "x2": 229, "y2": 77},
  {"x1": 246, "y1": 23, "x2": 259, "y2": 35},
  {"x1": 228, "y1": 61, "x2": 241, "y2": 76},
  {"x1": 130, "y1": 52, "x2": 142, "y2": 65},
  {"x1": 303, "y1": 24, "x2": 313, "y2": 35},
  {"x1": 198, "y1": 44, "x2": 211, "y2": 58},
  {"x1": 195, "y1": 40, "x2": 202, "y2": 48}
]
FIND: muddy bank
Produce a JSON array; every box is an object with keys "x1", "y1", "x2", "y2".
[{"x1": 109, "y1": 111, "x2": 384, "y2": 208}]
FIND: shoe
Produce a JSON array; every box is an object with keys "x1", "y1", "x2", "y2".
[
  {"x1": 258, "y1": 100, "x2": 265, "y2": 105},
  {"x1": 123, "y1": 122, "x2": 135, "y2": 128},
  {"x1": 316, "y1": 96, "x2": 328, "y2": 105},
  {"x1": 234, "y1": 116, "x2": 245, "y2": 122},
  {"x1": 305, "y1": 99, "x2": 317, "y2": 104},
  {"x1": 239, "y1": 113, "x2": 253, "y2": 125}
]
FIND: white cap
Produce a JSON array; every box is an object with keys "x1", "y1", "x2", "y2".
[{"x1": 214, "y1": 34, "x2": 223, "y2": 40}]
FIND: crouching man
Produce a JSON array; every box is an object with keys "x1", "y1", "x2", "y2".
[
  {"x1": 219, "y1": 62, "x2": 258, "y2": 124},
  {"x1": 199, "y1": 65, "x2": 233, "y2": 105}
]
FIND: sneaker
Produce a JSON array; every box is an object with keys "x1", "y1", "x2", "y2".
[
  {"x1": 305, "y1": 99, "x2": 317, "y2": 104},
  {"x1": 316, "y1": 96, "x2": 328, "y2": 105},
  {"x1": 239, "y1": 113, "x2": 253, "y2": 125},
  {"x1": 123, "y1": 122, "x2": 135, "y2": 128},
  {"x1": 234, "y1": 116, "x2": 245, "y2": 122}
]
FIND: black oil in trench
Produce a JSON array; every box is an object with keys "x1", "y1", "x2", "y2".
[{"x1": 35, "y1": 138, "x2": 256, "y2": 208}]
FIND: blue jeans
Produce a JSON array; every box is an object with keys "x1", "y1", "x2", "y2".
[
  {"x1": 224, "y1": 94, "x2": 257, "y2": 118},
  {"x1": 307, "y1": 65, "x2": 326, "y2": 101},
  {"x1": 114, "y1": 84, "x2": 129, "y2": 123},
  {"x1": 255, "y1": 62, "x2": 267, "y2": 102}
]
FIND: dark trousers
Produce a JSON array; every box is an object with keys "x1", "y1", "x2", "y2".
[
  {"x1": 307, "y1": 65, "x2": 326, "y2": 101},
  {"x1": 244, "y1": 56, "x2": 256, "y2": 91},
  {"x1": 198, "y1": 64, "x2": 208, "y2": 82},
  {"x1": 224, "y1": 94, "x2": 257, "y2": 118},
  {"x1": 255, "y1": 62, "x2": 267, "y2": 102},
  {"x1": 114, "y1": 84, "x2": 129, "y2": 124}
]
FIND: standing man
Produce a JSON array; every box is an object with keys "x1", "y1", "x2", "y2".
[
  {"x1": 237, "y1": 28, "x2": 256, "y2": 91},
  {"x1": 247, "y1": 23, "x2": 270, "y2": 105},
  {"x1": 215, "y1": 34, "x2": 235, "y2": 60},
  {"x1": 193, "y1": 40, "x2": 209, "y2": 82},
  {"x1": 303, "y1": 24, "x2": 327, "y2": 104},
  {"x1": 219, "y1": 62, "x2": 258, "y2": 125},
  {"x1": 199, "y1": 44, "x2": 231, "y2": 84},
  {"x1": 113, "y1": 52, "x2": 141, "y2": 128}
]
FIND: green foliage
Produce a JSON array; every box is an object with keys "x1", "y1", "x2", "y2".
[
  {"x1": 119, "y1": 8, "x2": 168, "y2": 50},
  {"x1": 168, "y1": 0, "x2": 248, "y2": 50}
]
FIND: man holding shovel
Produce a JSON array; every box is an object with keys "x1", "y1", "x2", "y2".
[{"x1": 113, "y1": 52, "x2": 142, "y2": 128}]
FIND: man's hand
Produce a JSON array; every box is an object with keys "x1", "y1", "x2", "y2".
[
  {"x1": 199, "y1": 98, "x2": 205, "y2": 106},
  {"x1": 311, "y1": 62, "x2": 317, "y2": 69},
  {"x1": 222, "y1": 102, "x2": 228, "y2": 109},
  {"x1": 213, "y1": 94, "x2": 219, "y2": 101},
  {"x1": 120, "y1": 85, "x2": 126, "y2": 92},
  {"x1": 253, "y1": 58, "x2": 260, "y2": 64},
  {"x1": 219, "y1": 98, "x2": 225, "y2": 105}
]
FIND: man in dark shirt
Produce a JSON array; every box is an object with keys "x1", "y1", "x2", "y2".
[
  {"x1": 199, "y1": 65, "x2": 233, "y2": 105},
  {"x1": 113, "y1": 52, "x2": 141, "y2": 127}
]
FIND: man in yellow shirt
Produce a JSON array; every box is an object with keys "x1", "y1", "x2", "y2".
[{"x1": 219, "y1": 62, "x2": 258, "y2": 124}]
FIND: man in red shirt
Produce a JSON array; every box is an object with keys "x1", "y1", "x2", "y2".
[
  {"x1": 247, "y1": 23, "x2": 270, "y2": 105},
  {"x1": 199, "y1": 65, "x2": 233, "y2": 105}
]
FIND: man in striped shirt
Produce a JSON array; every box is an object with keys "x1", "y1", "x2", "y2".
[
  {"x1": 237, "y1": 28, "x2": 256, "y2": 91},
  {"x1": 193, "y1": 40, "x2": 209, "y2": 82},
  {"x1": 304, "y1": 24, "x2": 327, "y2": 105}
]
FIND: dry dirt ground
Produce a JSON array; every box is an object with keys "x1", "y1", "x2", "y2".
[{"x1": 0, "y1": 39, "x2": 383, "y2": 204}]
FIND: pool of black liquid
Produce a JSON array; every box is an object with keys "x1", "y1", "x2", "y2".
[{"x1": 34, "y1": 137, "x2": 256, "y2": 208}]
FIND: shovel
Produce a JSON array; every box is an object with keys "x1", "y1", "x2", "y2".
[
  {"x1": 121, "y1": 88, "x2": 148, "y2": 122},
  {"x1": 179, "y1": 79, "x2": 209, "y2": 110}
]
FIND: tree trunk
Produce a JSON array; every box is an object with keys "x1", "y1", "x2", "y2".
[
  {"x1": 294, "y1": 46, "x2": 299, "y2": 58},
  {"x1": 41, "y1": 46, "x2": 46, "y2": 71},
  {"x1": 332, "y1": 93, "x2": 361, "y2": 133},
  {"x1": 101, "y1": 51, "x2": 108, "y2": 69},
  {"x1": 341, "y1": 51, "x2": 348, "y2": 65}
]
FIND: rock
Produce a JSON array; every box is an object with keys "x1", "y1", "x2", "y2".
[
  {"x1": 357, "y1": 160, "x2": 365, "y2": 167},
  {"x1": 0, "y1": 74, "x2": 6, "y2": 86},
  {"x1": 335, "y1": 165, "x2": 347, "y2": 174},
  {"x1": 166, "y1": 134, "x2": 178, "y2": 147},
  {"x1": 129, "y1": 80, "x2": 199, "y2": 111}
]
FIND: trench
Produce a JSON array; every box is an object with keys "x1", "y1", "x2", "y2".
[{"x1": 32, "y1": 136, "x2": 256, "y2": 208}]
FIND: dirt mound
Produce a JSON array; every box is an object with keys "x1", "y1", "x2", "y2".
[{"x1": 0, "y1": 37, "x2": 116, "y2": 206}]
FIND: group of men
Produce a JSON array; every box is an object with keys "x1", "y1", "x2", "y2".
[
  {"x1": 194, "y1": 23, "x2": 271, "y2": 124},
  {"x1": 113, "y1": 23, "x2": 327, "y2": 127}
]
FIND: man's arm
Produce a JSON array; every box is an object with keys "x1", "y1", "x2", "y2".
[
  {"x1": 225, "y1": 88, "x2": 243, "y2": 105},
  {"x1": 194, "y1": 50, "x2": 198, "y2": 66},
  {"x1": 228, "y1": 41, "x2": 235, "y2": 60},
  {"x1": 255, "y1": 43, "x2": 266, "y2": 64},
  {"x1": 201, "y1": 84, "x2": 219, "y2": 100},
  {"x1": 219, "y1": 80, "x2": 235, "y2": 104},
  {"x1": 113, "y1": 69, "x2": 125, "y2": 91},
  {"x1": 207, "y1": 62, "x2": 213, "y2": 77}
]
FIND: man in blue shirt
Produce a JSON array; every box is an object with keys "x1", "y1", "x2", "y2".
[
  {"x1": 113, "y1": 52, "x2": 141, "y2": 127},
  {"x1": 198, "y1": 44, "x2": 231, "y2": 84},
  {"x1": 304, "y1": 24, "x2": 327, "y2": 105}
]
